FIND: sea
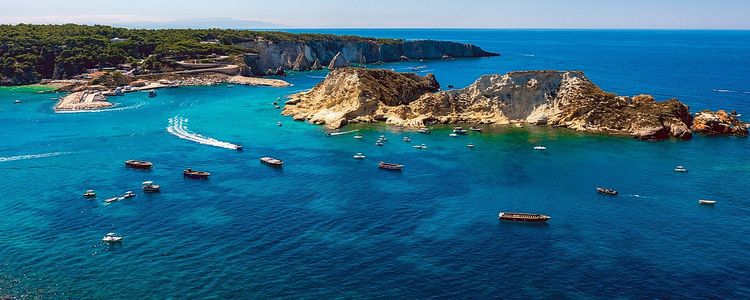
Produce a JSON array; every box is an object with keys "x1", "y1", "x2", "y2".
[{"x1": 1, "y1": 29, "x2": 749, "y2": 299}]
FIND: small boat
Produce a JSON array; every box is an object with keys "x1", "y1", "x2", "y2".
[
  {"x1": 533, "y1": 146, "x2": 547, "y2": 150},
  {"x1": 235, "y1": 145, "x2": 243, "y2": 151},
  {"x1": 122, "y1": 191, "x2": 136, "y2": 199},
  {"x1": 14, "y1": 99, "x2": 21, "y2": 104},
  {"x1": 452, "y1": 127, "x2": 468, "y2": 135},
  {"x1": 277, "y1": 121, "x2": 283, "y2": 126},
  {"x1": 498, "y1": 212, "x2": 551, "y2": 223},
  {"x1": 354, "y1": 134, "x2": 364, "y2": 139},
  {"x1": 148, "y1": 90, "x2": 157, "y2": 97},
  {"x1": 417, "y1": 127, "x2": 431, "y2": 134},
  {"x1": 142, "y1": 181, "x2": 161, "y2": 192},
  {"x1": 596, "y1": 187, "x2": 618, "y2": 196},
  {"x1": 353, "y1": 153, "x2": 366, "y2": 159},
  {"x1": 83, "y1": 190, "x2": 96, "y2": 198},
  {"x1": 104, "y1": 196, "x2": 122, "y2": 204},
  {"x1": 469, "y1": 127, "x2": 482, "y2": 132},
  {"x1": 413, "y1": 144, "x2": 427, "y2": 149},
  {"x1": 674, "y1": 165, "x2": 688, "y2": 172},
  {"x1": 272, "y1": 101, "x2": 278, "y2": 105},
  {"x1": 447, "y1": 85, "x2": 455, "y2": 89},
  {"x1": 449, "y1": 133, "x2": 458, "y2": 137},
  {"x1": 699, "y1": 200, "x2": 717, "y2": 205},
  {"x1": 260, "y1": 157, "x2": 284, "y2": 167},
  {"x1": 379, "y1": 161, "x2": 403, "y2": 171},
  {"x1": 402, "y1": 137, "x2": 412, "y2": 142},
  {"x1": 102, "y1": 233, "x2": 123, "y2": 243},
  {"x1": 379, "y1": 135, "x2": 388, "y2": 141},
  {"x1": 467, "y1": 143, "x2": 475, "y2": 148},
  {"x1": 125, "y1": 160, "x2": 153, "y2": 170},
  {"x1": 183, "y1": 168, "x2": 210, "y2": 179},
  {"x1": 274, "y1": 105, "x2": 281, "y2": 109},
  {"x1": 375, "y1": 141, "x2": 385, "y2": 146}
]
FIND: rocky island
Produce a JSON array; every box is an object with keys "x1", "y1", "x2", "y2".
[{"x1": 284, "y1": 68, "x2": 747, "y2": 140}]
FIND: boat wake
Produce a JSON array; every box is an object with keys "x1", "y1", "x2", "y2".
[
  {"x1": 326, "y1": 129, "x2": 360, "y2": 136},
  {"x1": 713, "y1": 89, "x2": 750, "y2": 94},
  {"x1": 0, "y1": 151, "x2": 70, "y2": 163},
  {"x1": 306, "y1": 75, "x2": 327, "y2": 79},
  {"x1": 167, "y1": 116, "x2": 241, "y2": 150},
  {"x1": 55, "y1": 102, "x2": 145, "y2": 114}
]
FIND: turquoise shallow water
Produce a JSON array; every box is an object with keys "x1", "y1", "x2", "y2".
[{"x1": 1, "y1": 30, "x2": 750, "y2": 298}]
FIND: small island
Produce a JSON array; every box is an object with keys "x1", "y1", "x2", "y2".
[{"x1": 284, "y1": 68, "x2": 748, "y2": 140}]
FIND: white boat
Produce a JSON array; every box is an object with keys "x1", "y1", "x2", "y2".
[
  {"x1": 379, "y1": 135, "x2": 387, "y2": 141},
  {"x1": 449, "y1": 133, "x2": 458, "y2": 137},
  {"x1": 533, "y1": 146, "x2": 547, "y2": 150},
  {"x1": 14, "y1": 99, "x2": 21, "y2": 104},
  {"x1": 83, "y1": 190, "x2": 96, "y2": 198},
  {"x1": 353, "y1": 153, "x2": 366, "y2": 159},
  {"x1": 402, "y1": 137, "x2": 412, "y2": 142},
  {"x1": 375, "y1": 141, "x2": 384, "y2": 146},
  {"x1": 675, "y1": 166, "x2": 688, "y2": 172},
  {"x1": 104, "y1": 196, "x2": 120, "y2": 203},
  {"x1": 102, "y1": 233, "x2": 123, "y2": 243},
  {"x1": 354, "y1": 134, "x2": 364, "y2": 139},
  {"x1": 467, "y1": 144, "x2": 475, "y2": 148},
  {"x1": 417, "y1": 127, "x2": 431, "y2": 134},
  {"x1": 142, "y1": 181, "x2": 161, "y2": 192},
  {"x1": 413, "y1": 144, "x2": 427, "y2": 149},
  {"x1": 277, "y1": 121, "x2": 283, "y2": 126},
  {"x1": 699, "y1": 200, "x2": 717, "y2": 205},
  {"x1": 122, "y1": 191, "x2": 135, "y2": 199}
]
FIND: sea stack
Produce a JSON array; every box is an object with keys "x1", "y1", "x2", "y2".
[
  {"x1": 281, "y1": 68, "x2": 745, "y2": 140},
  {"x1": 311, "y1": 59, "x2": 323, "y2": 70},
  {"x1": 292, "y1": 53, "x2": 311, "y2": 71},
  {"x1": 328, "y1": 52, "x2": 349, "y2": 70}
]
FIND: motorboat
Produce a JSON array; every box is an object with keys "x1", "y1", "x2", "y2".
[
  {"x1": 699, "y1": 199, "x2": 717, "y2": 205},
  {"x1": 469, "y1": 127, "x2": 482, "y2": 132},
  {"x1": 379, "y1": 135, "x2": 387, "y2": 141},
  {"x1": 353, "y1": 153, "x2": 366, "y2": 159},
  {"x1": 498, "y1": 212, "x2": 551, "y2": 223},
  {"x1": 674, "y1": 166, "x2": 688, "y2": 172},
  {"x1": 183, "y1": 168, "x2": 211, "y2": 179},
  {"x1": 533, "y1": 146, "x2": 547, "y2": 150},
  {"x1": 413, "y1": 144, "x2": 427, "y2": 149},
  {"x1": 13, "y1": 99, "x2": 21, "y2": 104},
  {"x1": 102, "y1": 233, "x2": 123, "y2": 243},
  {"x1": 142, "y1": 181, "x2": 161, "y2": 192},
  {"x1": 277, "y1": 121, "x2": 283, "y2": 126},
  {"x1": 402, "y1": 137, "x2": 412, "y2": 142},
  {"x1": 452, "y1": 127, "x2": 468, "y2": 135},
  {"x1": 467, "y1": 143, "x2": 476, "y2": 148},
  {"x1": 375, "y1": 141, "x2": 385, "y2": 146},
  {"x1": 104, "y1": 196, "x2": 123, "y2": 204},
  {"x1": 122, "y1": 191, "x2": 136, "y2": 199},
  {"x1": 260, "y1": 157, "x2": 284, "y2": 167},
  {"x1": 274, "y1": 105, "x2": 281, "y2": 109},
  {"x1": 417, "y1": 127, "x2": 431, "y2": 134},
  {"x1": 83, "y1": 190, "x2": 96, "y2": 198},
  {"x1": 596, "y1": 187, "x2": 618, "y2": 196},
  {"x1": 148, "y1": 90, "x2": 157, "y2": 97},
  {"x1": 354, "y1": 134, "x2": 364, "y2": 139},
  {"x1": 125, "y1": 160, "x2": 153, "y2": 170},
  {"x1": 449, "y1": 133, "x2": 458, "y2": 137},
  {"x1": 235, "y1": 145, "x2": 243, "y2": 151},
  {"x1": 378, "y1": 161, "x2": 403, "y2": 170}
]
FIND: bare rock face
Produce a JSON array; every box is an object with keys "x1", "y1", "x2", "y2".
[
  {"x1": 311, "y1": 59, "x2": 323, "y2": 70},
  {"x1": 292, "y1": 53, "x2": 311, "y2": 71},
  {"x1": 692, "y1": 110, "x2": 748, "y2": 136},
  {"x1": 283, "y1": 68, "x2": 727, "y2": 140},
  {"x1": 328, "y1": 52, "x2": 349, "y2": 70}
]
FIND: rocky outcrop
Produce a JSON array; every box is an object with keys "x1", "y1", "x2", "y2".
[
  {"x1": 239, "y1": 39, "x2": 498, "y2": 76},
  {"x1": 292, "y1": 53, "x2": 311, "y2": 71},
  {"x1": 283, "y1": 68, "x2": 742, "y2": 140},
  {"x1": 328, "y1": 52, "x2": 349, "y2": 70},
  {"x1": 692, "y1": 110, "x2": 748, "y2": 136},
  {"x1": 311, "y1": 59, "x2": 323, "y2": 70}
]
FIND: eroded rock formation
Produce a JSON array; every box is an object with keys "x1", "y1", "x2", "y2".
[{"x1": 692, "y1": 110, "x2": 748, "y2": 136}]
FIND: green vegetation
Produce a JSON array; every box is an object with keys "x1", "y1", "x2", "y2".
[{"x1": 0, "y1": 24, "x2": 402, "y2": 85}]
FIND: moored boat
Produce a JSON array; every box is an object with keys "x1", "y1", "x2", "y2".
[
  {"x1": 413, "y1": 144, "x2": 427, "y2": 149},
  {"x1": 675, "y1": 165, "x2": 688, "y2": 172},
  {"x1": 353, "y1": 152, "x2": 366, "y2": 159},
  {"x1": 533, "y1": 146, "x2": 547, "y2": 150},
  {"x1": 260, "y1": 157, "x2": 284, "y2": 167},
  {"x1": 104, "y1": 196, "x2": 122, "y2": 204},
  {"x1": 354, "y1": 134, "x2": 364, "y2": 139},
  {"x1": 183, "y1": 168, "x2": 210, "y2": 179},
  {"x1": 453, "y1": 127, "x2": 468, "y2": 135},
  {"x1": 277, "y1": 121, "x2": 283, "y2": 126},
  {"x1": 449, "y1": 133, "x2": 458, "y2": 137},
  {"x1": 467, "y1": 143, "x2": 476, "y2": 148},
  {"x1": 379, "y1": 135, "x2": 387, "y2": 141},
  {"x1": 142, "y1": 181, "x2": 161, "y2": 192},
  {"x1": 699, "y1": 199, "x2": 717, "y2": 205},
  {"x1": 596, "y1": 187, "x2": 618, "y2": 196},
  {"x1": 122, "y1": 191, "x2": 136, "y2": 198},
  {"x1": 379, "y1": 161, "x2": 403, "y2": 171},
  {"x1": 469, "y1": 127, "x2": 482, "y2": 132},
  {"x1": 498, "y1": 212, "x2": 551, "y2": 223},
  {"x1": 125, "y1": 160, "x2": 153, "y2": 170},
  {"x1": 402, "y1": 136, "x2": 412, "y2": 142},
  {"x1": 102, "y1": 233, "x2": 123, "y2": 243},
  {"x1": 375, "y1": 141, "x2": 385, "y2": 146},
  {"x1": 148, "y1": 90, "x2": 157, "y2": 97},
  {"x1": 417, "y1": 127, "x2": 431, "y2": 134},
  {"x1": 14, "y1": 99, "x2": 21, "y2": 104},
  {"x1": 83, "y1": 190, "x2": 96, "y2": 198}
]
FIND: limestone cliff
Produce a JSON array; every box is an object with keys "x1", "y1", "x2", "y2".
[
  {"x1": 283, "y1": 68, "x2": 745, "y2": 140},
  {"x1": 240, "y1": 39, "x2": 498, "y2": 76}
]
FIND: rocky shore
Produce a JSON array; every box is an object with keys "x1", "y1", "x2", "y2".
[{"x1": 283, "y1": 68, "x2": 747, "y2": 140}]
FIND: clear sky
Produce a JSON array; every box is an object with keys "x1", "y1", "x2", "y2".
[{"x1": 2, "y1": 0, "x2": 749, "y2": 29}]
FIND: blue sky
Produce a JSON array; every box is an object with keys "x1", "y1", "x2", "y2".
[{"x1": 2, "y1": 0, "x2": 749, "y2": 29}]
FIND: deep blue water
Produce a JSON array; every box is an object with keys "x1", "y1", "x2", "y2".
[{"x1": 1, "y1": 30, "x2": 749, "y2": 299}]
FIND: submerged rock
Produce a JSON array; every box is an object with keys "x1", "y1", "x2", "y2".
[
  {"x1": 692, "y1": 110, "x2": 748, "y2": 136},
  {"x1": 282, "y1": 68, "x2": 739, "y2": 140},
  {"x1": 328, "y1": 52, "x2": 349, "y2": 70}
]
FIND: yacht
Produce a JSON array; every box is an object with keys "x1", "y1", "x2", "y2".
[
  {"x1": 260, "y1": 157, "x2": 284, "y2": 167},
  {"x1": 498, "y1": 212, "x2": 551, "y2": 223},
  {"x1": 142, "y1": 181, "x2": 161, "y2": 192},
  {"x1": 353, "y1": 153, "x2": 366, "y2": 159},
  {"x1": 596, "y1": 187, "x2": 618, "y2": 196},
  {"x1": 183, "y1": 168, "x2": 211, "y2": 179},
  {"x1": 467, "y1": 143, "x2": 476, "y2": 148},
  {"x1": 378, "y1": 161, "x2": 403, "y2": 170},
  {"x1": 83, "y1": 190, "x2": 96, "y2": 198},
  {"x1": 674, "y1": 166, "x2": 688, "y2": 172},
  {"x1": 125, "y1": 160, "x2": 153, "y2": 170},
  {"x1": 533, "y1": 146, "x2": 547, "y2": 150},
  {"x1": 102, "y1": 233, "x2": 123, "y2": 243},
  {"x1": 699, "y1": 199, "x2": 717, "y2": 205}
]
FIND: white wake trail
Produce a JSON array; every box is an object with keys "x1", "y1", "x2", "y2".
[
  {"x1": 166, "y1": 117, "x2": 241, "y2": 150},
  {"x1": 0, "y1": 152, "x2": 70, "y2": 163}
]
